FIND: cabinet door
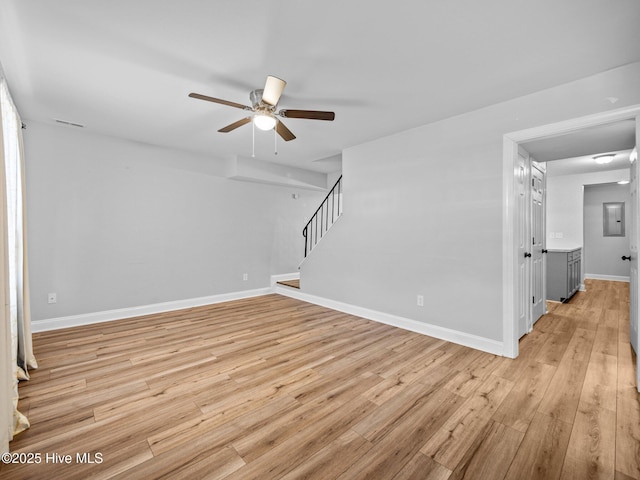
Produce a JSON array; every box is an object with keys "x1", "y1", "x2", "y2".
[
  {"x1": 547, "y1": 252, "x2": 568, "y2": 302},
  {"x1": 569, "y1": 259, "x2": 574, "y2": 295}
]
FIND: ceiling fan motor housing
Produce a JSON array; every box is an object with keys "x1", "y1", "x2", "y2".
[{"x1": 250, "y1": 89, "x2": 268, "y2": 109}]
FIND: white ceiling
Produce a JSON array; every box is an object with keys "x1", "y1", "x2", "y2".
[
  {"x1": 544, "y1": 149, "x2": 633, "y2": 177},
  {"x1": 522, "y1": 120, "x2": 636, "y2": 163},
  {"x1": 1, "y1": 0, "x2": 639, "y2": 173},
  {"x1": 522, "y1": 119, "x2": 636, "y2": 177}
]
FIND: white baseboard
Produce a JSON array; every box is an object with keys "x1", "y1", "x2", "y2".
[
  {"x1": 585, "y1": 274, "x2": 630, "y2": 283},
  {"x1": 270, "y1": 272, "x2": 300, "y2": 286},
  {"x1": 275, "y1": 286, "x2": 505, "y2": 357},
  {"x1": 33, "y1": 279, "x2": 506, "y2": 358},
  {"x1": 31, "y1": 287, "x2": 272, "y2": 333}
]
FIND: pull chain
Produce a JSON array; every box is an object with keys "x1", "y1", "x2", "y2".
[
  {"x1": 274, "y1": 125, "x2": 278, "y2": 155},
  {"x1": 251, "y1": 120, "x2": 255, "y2": 158}
]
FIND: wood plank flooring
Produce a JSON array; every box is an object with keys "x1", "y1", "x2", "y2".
[{"x1": 1, "y1": 279, "x2": 639, "y2": 479}]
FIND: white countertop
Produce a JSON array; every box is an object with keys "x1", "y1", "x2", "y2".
[{"x1": 546, "y1": 244, "x2": 582, "y2": 253}]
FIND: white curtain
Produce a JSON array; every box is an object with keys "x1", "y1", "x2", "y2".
[{"x1": 0, "y1": 67, "x2": 36, "y2": 453}]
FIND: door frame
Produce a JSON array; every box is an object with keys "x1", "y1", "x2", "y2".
[
  {"x1": 502, "y1": 104, "x2": 640, "y2": 359},
  {"x1": 631, "y1": 130, "x2": 639, "y2": 391}
]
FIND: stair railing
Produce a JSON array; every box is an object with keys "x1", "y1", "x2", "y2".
[{"x1": 303, "y1": 175, "x2": 343, "y2": 257}]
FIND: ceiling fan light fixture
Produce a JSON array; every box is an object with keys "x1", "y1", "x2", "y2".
[
  {"x1": 593, "y1": 153, "x2": 615, "y2": 164},
  {"x1": 189, "y1": 75, "x2": 333, "y2": 144},
  {"x1": 253, "y1": 112, "x2": 276, "y2": 131}
]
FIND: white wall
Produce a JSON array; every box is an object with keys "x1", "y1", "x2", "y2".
[
  {"x1": 546, "y1": 169, "x2": 629, "y2": 250},
  {"x1": 584, "y1": 183, "x2": 631, "y2": 279},
  {"x1": 24, "y1": 122, "x2": 325, "y2": 322},
  {"x1": 546, "y1": 168, "x2": 629, "y2": 286},
  {"x1": 301, "y1": 62, "x2": 640, "y2": 346}
]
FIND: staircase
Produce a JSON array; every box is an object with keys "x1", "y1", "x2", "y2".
[{"x1": 303, "y1": 175, "x2": 343, "y2": 258}]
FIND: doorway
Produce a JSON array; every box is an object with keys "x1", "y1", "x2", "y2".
[
  {"x1": 583, "y1": 183, "x2": 632, "y2": 282},
  {"x1": 502, "y1": 105, "x2": 640, "y2": 366}
]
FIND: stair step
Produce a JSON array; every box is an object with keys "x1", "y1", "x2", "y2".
[{"x1": 277, "y1": 279, "x2": 300, "y2": 289}]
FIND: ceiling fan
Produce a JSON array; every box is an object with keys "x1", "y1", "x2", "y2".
[{"x1": 188, "y1": 75, "x2": 335, "y2": 142}]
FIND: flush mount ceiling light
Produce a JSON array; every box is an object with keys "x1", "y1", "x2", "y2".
[{"x1": 593, "y1": 153, "x2": 615, "y2": 164}]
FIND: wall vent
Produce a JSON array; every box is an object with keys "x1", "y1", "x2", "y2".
[{"x1": 54, "y1": 118, "x2": 85, "y2": 128}]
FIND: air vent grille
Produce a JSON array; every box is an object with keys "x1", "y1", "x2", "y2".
[{"x1": 54, "y1": 119, "x2": 85, "y2": 128}]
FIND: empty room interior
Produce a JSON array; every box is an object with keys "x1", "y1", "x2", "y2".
[{"x1": 1, "y1": 1, "x2": 640, "y2": 479}]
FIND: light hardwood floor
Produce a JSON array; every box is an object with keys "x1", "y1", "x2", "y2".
[{"x1": 1, "y1": 279, "x2": 639, "y2": 479}]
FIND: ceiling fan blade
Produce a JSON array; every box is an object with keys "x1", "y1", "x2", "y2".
[
  {"x1": 262, "y1": 76, "x2": 286, "y2": 106},
  {"x1": 218, "y1": 117, "x2": 252, "y2": 133},
  {"x1": 275, "y1": 119, "x2": 296, "y2": 141},
  {"x1": 279, "y1": 109, "x2": 335, "y2": 121},
  {"x1": 189, "y1": 92, "x2": 251, "y2": 110}
]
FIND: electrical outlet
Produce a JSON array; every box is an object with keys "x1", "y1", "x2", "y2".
[
  {"x1": 417, "y1": 295, "x2": 424, "y2": 307},
  {"x1": 48, "y1": 293, "x2": 57, "y2": 304},
  {"x1": 243, "y1": 273, "x2": 248, "y2": 281}
]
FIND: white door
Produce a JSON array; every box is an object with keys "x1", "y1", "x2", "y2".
[
  {"x1": 531, "y1": 162, "x2": 546, "y2": 323},
  {"x1": 516, "y1": 148, "x2": 531, "y2": 338},
  {"x1": 629, "y1": 139, "x2": 639, "y2": 390}
]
